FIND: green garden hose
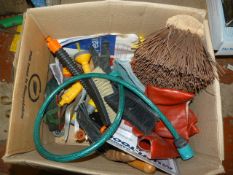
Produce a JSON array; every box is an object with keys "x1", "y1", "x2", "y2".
[{"x1": 33, "y1": 73, "x2": 194, "y2": 162}]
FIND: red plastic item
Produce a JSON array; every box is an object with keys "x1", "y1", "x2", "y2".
[
  {"x1": 138, "y1": 133, "x2": 179, "y2": 159},
  {"x1": 146, "y1": 85, "x2": 199, "y2": 140},
  {"x1": 129, "y1": 122, "x2": 179, "y2": 159},
  {"x1": 125, "y1": 86, "x2": 199, "y2": 159},
  {"x1": 127, "y1": 123, "x2": 179, "y2": 159}
]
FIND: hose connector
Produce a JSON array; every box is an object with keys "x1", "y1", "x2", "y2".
[
  {"x1": 174, "y1": 137, "x2": 194, "y2": 160},
  {"x1": 46, "y1": 36, "x2": 62, "y2": 54}
]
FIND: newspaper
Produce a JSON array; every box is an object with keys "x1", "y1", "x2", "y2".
[{"x1": 107, "y1": 121, "x2": 180, "y2": 175}]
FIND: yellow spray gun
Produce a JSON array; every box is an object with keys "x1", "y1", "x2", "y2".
[{"x1": 59, "y1": 45, "x2": 92, "y2": 106}]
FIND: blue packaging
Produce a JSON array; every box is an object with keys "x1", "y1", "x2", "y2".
[{"x1": 62, "y1": 35, "x2": 116, "y2": 55}]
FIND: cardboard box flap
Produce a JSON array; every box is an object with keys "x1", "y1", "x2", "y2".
[
  {"x1": 4, "y1": 144, "x2": 156, "y2": 175},
  {"x1": 3, "y1": 144, "x2": 224, "y2": 175},
  {"x1": 27, "y1": 1, "x2": 206, "y2": 38},
  {"x1": 177, "y1": 154, "x2": 224, "y2": 175},
  {"x1": 5, "y1": 13, "x2": 50, "y2": 157},
  {"x1": 189, "y1": 20, "x2": 224, "y2": 161},
  {"x1": 13, "y1": 13, "x2": 26, "y2": 74}
]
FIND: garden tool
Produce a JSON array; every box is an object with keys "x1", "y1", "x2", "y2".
[{"x1": 104, "y1": 87, "x2": 160, "y2": 135}]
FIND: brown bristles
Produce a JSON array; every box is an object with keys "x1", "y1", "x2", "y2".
[{"x1": 131, "y1": 26, "x2": 217, "y2": 93}]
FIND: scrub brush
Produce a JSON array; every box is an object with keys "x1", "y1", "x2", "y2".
[
  {"x1": 92, "y1": 67, "x2": 116, "y2": 123},
  {"x1": 104, "y1": 87, "x2": 160, "y2": 135},
  {"x1": 131, "y1": 15, "x2": 219, "y2": 93}
]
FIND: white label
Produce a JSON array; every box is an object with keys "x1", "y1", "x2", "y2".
[
  {"x1": 107, "y1": 121, "x2": 180, "y2": 175},
  {"x1": 216, "y1": 42, "x2": 233, "y2": 56}
]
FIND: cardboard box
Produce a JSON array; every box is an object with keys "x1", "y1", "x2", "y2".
[{"x1": 3, "y1": 1, "x2": 224, "y2": 174}]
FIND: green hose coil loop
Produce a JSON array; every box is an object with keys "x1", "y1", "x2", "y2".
[{"x1": 33, "y1": 73, "x2": 184, "y2": 162}]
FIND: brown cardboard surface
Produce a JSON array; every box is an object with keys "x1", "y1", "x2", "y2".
[
  {"x1": 3, "y1": 1, "x2": 224, "y2": 174},
  {"x1": 4, "y1": 144, "x2": 158, "y2": 175},
  {"x1": 5, "y1": 13, "x2": 50, "y2": 156},
  {"x1": 12, "y1": 14, "x2": 26, "y2": 77},
  {"x1": 27, "y1": 1, "x2": 205, "y2": 38},
  {"x1": 188, "y1": 20, "x2": 224, "y2": 161},
  {"x1": 61, "y1": 0, "x2": 206, "y2": 9},
  {"x1": 3, "y1": 143, "x2": 224, "y2": 175}
]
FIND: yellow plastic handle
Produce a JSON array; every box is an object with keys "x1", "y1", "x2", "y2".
[
  {"x1": 75, "y1": 52, "x2": 91, "y2": 73},
  {"x1": 82, "y1": 63, "x2": 91, "y2": 73},
  {"x1": 59, "y1": 82, "x2": 83, "y2": 106},
  {"x1": 59, "y1": 52, "x2": 91, "y2": 106}
]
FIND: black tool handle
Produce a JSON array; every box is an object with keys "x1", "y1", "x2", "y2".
[{"x1": 55, "y1": 48, "x2": 111, "y2": 126}]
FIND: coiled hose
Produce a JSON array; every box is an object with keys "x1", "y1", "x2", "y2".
[{"x1": 34, "y1": 73, "x2": 194, "y2": 162}]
